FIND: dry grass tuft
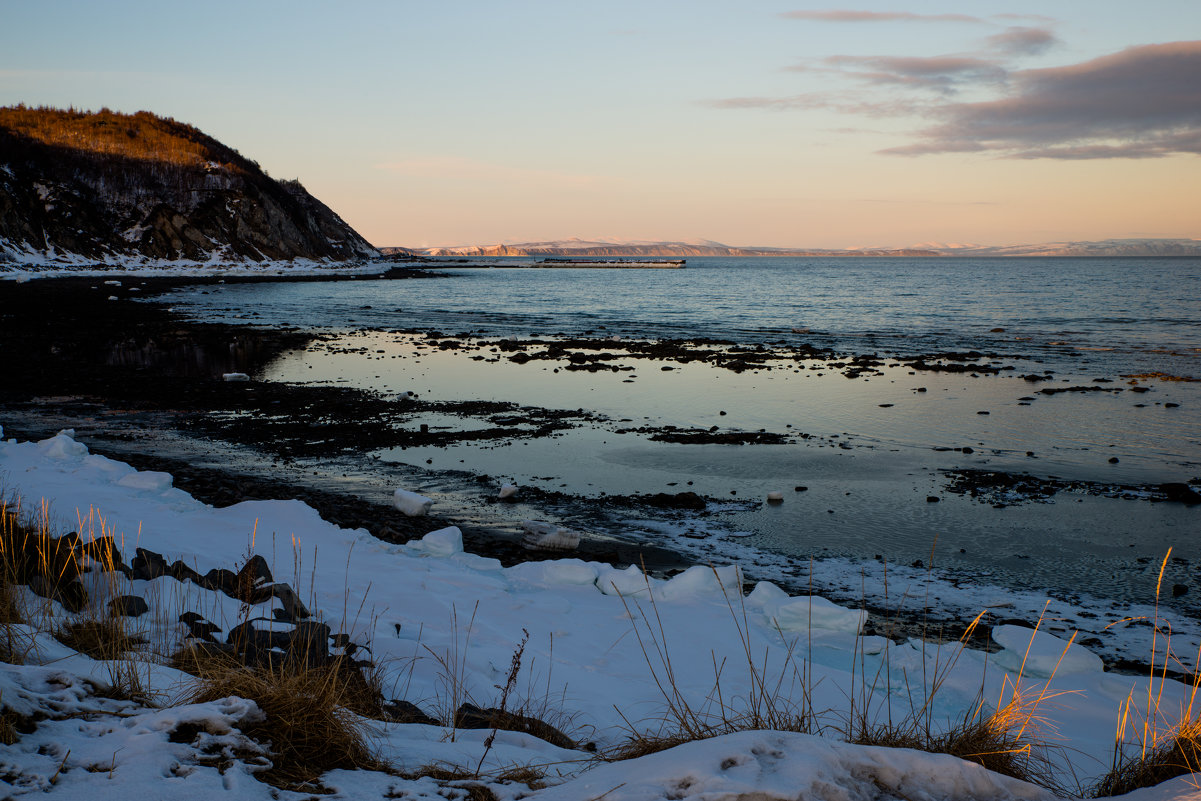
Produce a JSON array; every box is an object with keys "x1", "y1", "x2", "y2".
[
  {"x1": 604, "y1": 564, "x2": 814, "y2": 762},
  {"x1": 1092, "y1": 719, "x2": 1201, "y2": 797},
  {"x1": 185, "y1": 653, "x2": 386, "y2": 787},
  {"x1": 849, "y1": 704, "x2": 1059, "y2": 790},
  {"x1": 1090, "y1": 550, "x2": 1201, "y2": 796},
  {"x1": 55, "y1": 618, "x2": 145, "y2": 661}
]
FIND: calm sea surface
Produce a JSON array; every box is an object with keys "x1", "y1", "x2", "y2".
[
  {"x1": 175, "y1": 257, "x2": 1201, "y2": 378},
  {"x1": 161, "y1": 257, "x2": 1201, "y2": 608}
]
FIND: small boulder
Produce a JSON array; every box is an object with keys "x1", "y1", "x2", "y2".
[{"x1": 108, "y1": 595, "x2": 149, "y2": 618}]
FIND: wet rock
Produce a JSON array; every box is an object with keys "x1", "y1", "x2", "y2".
[
  {"x1": 1160, "y1": 483, "x2": 1201, "y2": 505},
  {"x1": 926, "y1": 496, "x2": 940, "y2": 503},
  {"x1": 1172, "y1": 584, "x2": 1188, "y2": 597}
]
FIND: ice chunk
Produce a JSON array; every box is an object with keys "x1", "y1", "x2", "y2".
[
  {"x1": 222, "y1": 372, "x2": 250, "y2": 382},
  {"x1": 658, "y1": 564, "x2": 742, "y2": 602},
  {"x1": 38, "y1": 430, "x2": 88, "y2": 461},
  {"x1": 521, "y1": 520, "x2": 580, "y2": 551},
  {"x1": 766, "y1": 595, "x2": 866, "y2": 633},
  {"x1": 418, "y1": 526, "x2": 463, "y2": 556},
  {"x1": 991, "y1": 624, "x2": 1103, "y2": 678},
  {"x1": 508, "y1": 558, "x2": 599, "y2": 587},
  {"x1": 745, "y1": 581, "x2": 789, "y2": 608},
  {"x1": 394, "y1": 489, "x2": 434, "y2": 516},
  {"x1": 597, "y1": 564, "x2": 655, "y2": 596},
  {"x1": 766, "y1": 491, "x2": 784, "y2": 503},
  {"x1": 116, "y1": 470, "x2": 173, "y2": 492},
  {"x1": 498, "y1": 483, "x2": 518, "y2": 499}
]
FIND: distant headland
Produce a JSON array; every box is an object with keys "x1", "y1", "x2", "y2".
[{"x1": 387, "y1": 237, "x2": 1201, "y2": 259}]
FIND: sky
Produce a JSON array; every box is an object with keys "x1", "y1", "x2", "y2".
[{"x1": 2, "y1": 0, "x2": 1200, "y2": 249}]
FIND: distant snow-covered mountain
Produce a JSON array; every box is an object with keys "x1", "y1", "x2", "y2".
[{"x1": 384, "y1": 237, "x2": 1201, "y2": 259}]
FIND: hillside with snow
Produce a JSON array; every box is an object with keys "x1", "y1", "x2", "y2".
[{"x1": 0, "y1": 106, "x2": 378, "y2": 267}]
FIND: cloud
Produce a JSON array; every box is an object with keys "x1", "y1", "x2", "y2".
[
  {"x1": 883, "y1": 41, "x2": 1201, "y2": 159},
  {"x1": 781, "y1": 10, "x2": 983, "y2": 24},
  {"x1": 375, "y1": 156, "x2": 604, "y2": 188},
  {"x1": 814, "y1": 55, "x2": 1008, "y2": 92},
  {"x1": 985, "y1": 26, "x2": 1058, "y2": 56},
  {"x1": 709, "y1": 93, "x2": 927, "y2": 117}
]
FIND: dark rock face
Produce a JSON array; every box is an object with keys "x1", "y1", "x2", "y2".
[{"x1": 0, "y1": 106, "x2": 377, "y2": 264}]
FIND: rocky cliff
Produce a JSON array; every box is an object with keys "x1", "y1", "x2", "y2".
[{"x1": 0, "y1": 106, "x2": 378, "y2": 265}]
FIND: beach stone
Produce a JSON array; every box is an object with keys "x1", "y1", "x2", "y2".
[
  {"x1": 108, "y1": 595, "x2": 149, "y2": 617},
  {"x1": 29, "y1": 575, "x2": 88, "y2": 613},
  {"x1": 1160, "y1": 483, "x2": 1201, "y2": 505},
  {"x1": 926, "y1": 496, "x2": 940, "y2": 503},
  {"x1": 1172, "y1": 584, "x2": 1188, "y2": 597},
  {"x1": 169, "y1": 560, "x2": 203, "y2": 584},
  {"x1": 237, "y1": 554, "x2": 273, "y2": 587},
  {"x1": 269, "y1": 582, "x2": 312, "y2": 620},
  {"x1": 452, "y1": 703, "x2": 575, "y2": 749},
  {"x1": 81, "y1": 536, "x2": 124, "y2": 569},
  {"x1": 383, "y1": 700, "x2": 438, "y2": 726},
  {"x1": 131, "y1": 547, "x2": 169, "y2": 581},
  {"x1": 201, "y1": 567, "x2": 238, "y2": 595},
  {"x1": 179, "y1": 613, "x2": 222, "y2": 642}
]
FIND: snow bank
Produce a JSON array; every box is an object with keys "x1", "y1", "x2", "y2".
[{"x1": 0, "y1": 426, "x2": 1198, "y2": 798}]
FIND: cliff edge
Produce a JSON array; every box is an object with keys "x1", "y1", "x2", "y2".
[{"x1": 0, "y1": 106, "x2": 378, "y2": 266}]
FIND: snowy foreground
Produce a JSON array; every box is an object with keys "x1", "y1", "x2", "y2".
[{"x1": 0, "y1": 428, "x2": 1198, "y2": 800}]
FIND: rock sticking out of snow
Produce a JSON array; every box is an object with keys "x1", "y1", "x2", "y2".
[
  {"x1": 521, "y1": 519, "x2": 581, "y2": 551},
  {"x1": 394, "y1": 488, "x2": 434, "y2": 516},
  {"x1": 498, "y1": 483, "x2": 519, "y2": 499},
  {"x1": 222, "y1": 372, "x2": 250, "y2": 382}
]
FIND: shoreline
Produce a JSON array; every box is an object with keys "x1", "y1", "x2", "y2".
[{"x1": 1, "y1": 273, "x2": 1198, "y2": 676}]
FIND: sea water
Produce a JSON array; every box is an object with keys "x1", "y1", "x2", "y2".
[{"x1": 162, "y1": 257, "x2": 1201, "y2": 609}]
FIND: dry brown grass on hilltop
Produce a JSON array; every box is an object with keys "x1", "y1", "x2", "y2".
[{"x1": 0, "y1": 104, "x2": 251, "y2": 171}]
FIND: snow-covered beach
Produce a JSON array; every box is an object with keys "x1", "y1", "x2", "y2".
[{"x1": 1, "y1": 426, "x2": 1199, "y2": 799}]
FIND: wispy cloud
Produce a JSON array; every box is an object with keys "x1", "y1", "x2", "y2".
[
  {"x1": 710, "y1": 93, "x2": 927, "y2": 117},
  {"x1": 884, "y1": 41, "x2": 1201, "y2": 159},
  {"x1": 375, "y1": 156, "x2": 604, "y2": 188},
  {"x1": 780, "y1": 10, "x2": 983, "y2": 24},
  {"x1": 804, "y1": 55, "x2": 1008, "y2": 93},
  {"x1": 985, "y1": 26, "x2": 1059, "y2": 56}
]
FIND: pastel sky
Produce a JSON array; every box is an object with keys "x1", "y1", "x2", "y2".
[{"x1": 2, "y1": 1, "x2": 1199, "y2": 249}]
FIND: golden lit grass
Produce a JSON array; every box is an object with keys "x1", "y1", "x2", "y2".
[
  {"x1": 184, "y1": 650, "x2": 386, "y2": 787},
  {"x1": 1092, "y1": 719, "x2": 1201, "y2": 797},
  {"x1": 1090, "y1": 550, "x2": 1201, "y2": 796}
]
